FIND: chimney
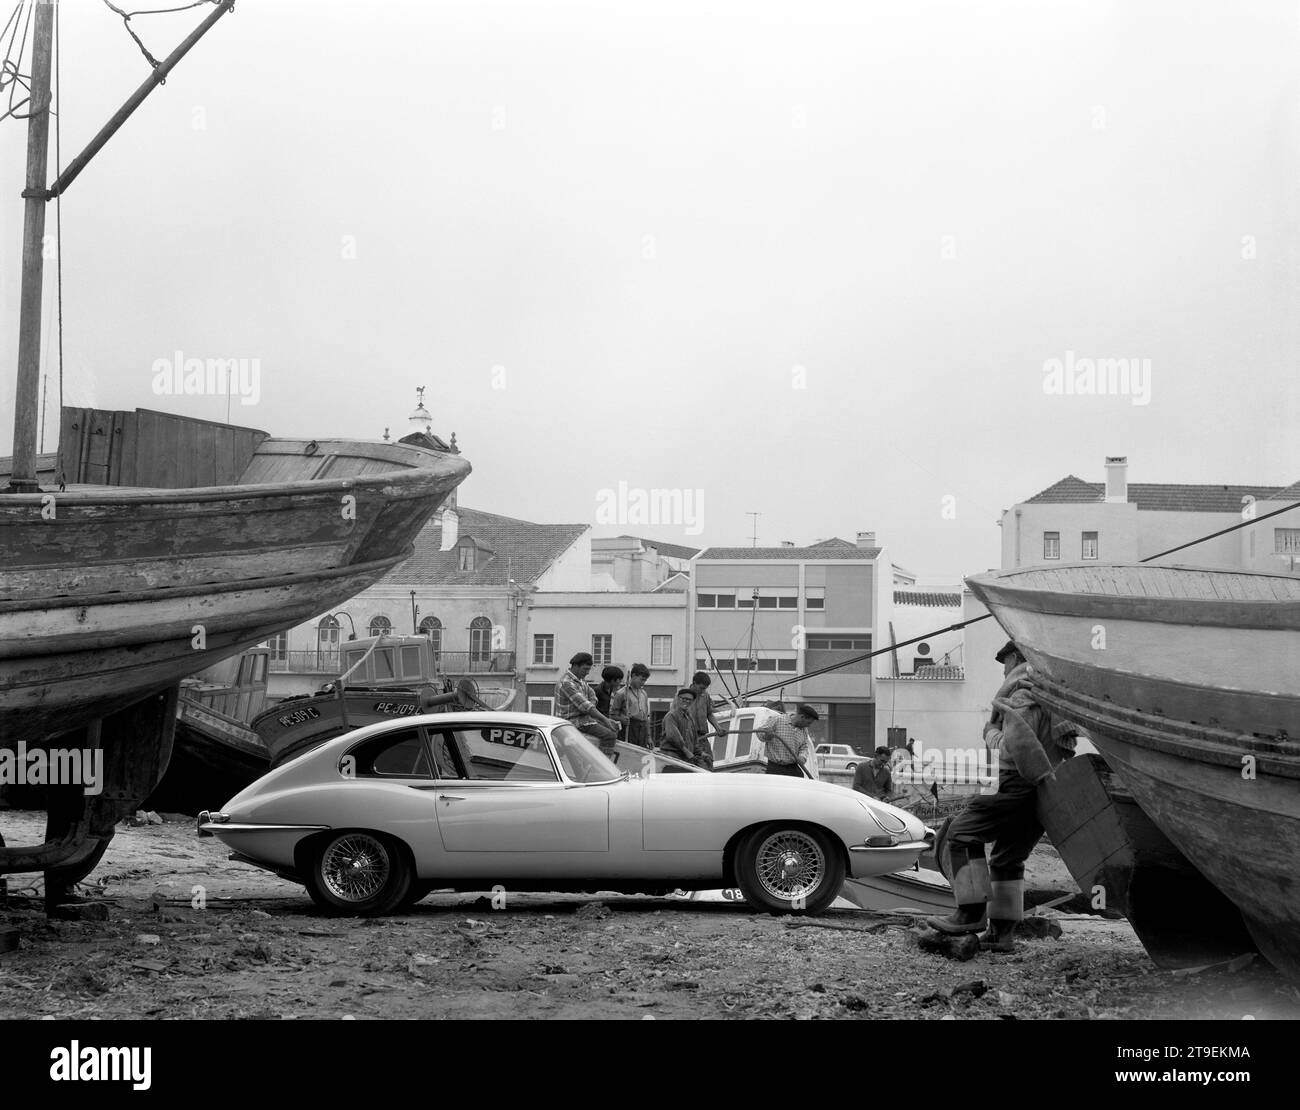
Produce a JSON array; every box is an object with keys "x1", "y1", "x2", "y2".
[
  {"x1": 439, "y1": 507, "x2": 459, "y2": 551},
  {"x1": 781, "y1": 541, "x2": 795, "y2": 547},
  {"x1": 1104, "y1": 457, "x2": 1128, "y2": 504},
  {"x1": 856, "y1": 531, "x2": 876, "y2": 549}
]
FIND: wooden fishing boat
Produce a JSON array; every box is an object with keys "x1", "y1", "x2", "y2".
[
  {"x1": 0, "y1": 2, "x2": 473, "y2": 884},
  {"x1": 143, "y1": 647, "x2": 272, "y2": 815},
  {"x1": 0, "y1": 408, "x2": 471, "y2": 752},
  {"x1": 254, "y1": 634, "x2": 514, "y2": 769},
  {"x1": 966, "y1": 562, "x2": 1300, "y2": 981}
]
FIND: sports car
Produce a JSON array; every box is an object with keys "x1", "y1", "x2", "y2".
[{"x1": 198, "y1": 712, "x2": 929, "y2": 916}]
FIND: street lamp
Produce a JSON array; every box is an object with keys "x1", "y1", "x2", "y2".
[
  {"x1": 410, "y1": 591, "x2": 419, "y2": 635},
  {"x1": 331, "y1": 611, "x2": 358, "y2": 640}
]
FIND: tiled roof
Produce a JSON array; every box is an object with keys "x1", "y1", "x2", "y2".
[
  {"x1": 698, "y1": 544, "x2": 880, "y2": 561},
  {"x1": 617, "y1": 535, "x2": 702, "y2": 561},
  {"x1": 392, "y1": 507, "x2": 587, "y2": 586},
  {"x1": 1025, "y1": 476, "x2": 1291, "y2": 513},
  {"x1": 809, "y1": 537, "x2": 859, "y2": 548},
  {"x1": 1272, "y1": 481, "x2": 1300, "y2": 501},
  {"x1": 894, "y1": 590, "x2": 962, "y2": 607}
]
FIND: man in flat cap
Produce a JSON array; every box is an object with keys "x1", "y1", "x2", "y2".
[
  {"x1": 926, "y1": 639, "x2": 1077, "y2": 952},
  {"x1": 555, "y1": 652, "x2": 620, "y2": 757}
]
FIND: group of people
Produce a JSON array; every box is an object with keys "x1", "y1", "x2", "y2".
[
  {"x1": 556, "y1": 638, "x2": 1081, "y2": 957},
  {"x1": 553, "y1": 652, "x2": 822, "y2": 776}
]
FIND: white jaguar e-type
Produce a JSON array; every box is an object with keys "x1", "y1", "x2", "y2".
[{"x1": 198, "y1": 712, "x2": 929, "y2": 916}]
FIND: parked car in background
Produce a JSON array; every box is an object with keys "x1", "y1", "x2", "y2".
[
  {"x1": 199, "y1": 712, "x2": 928, "y2": 917},
  {"x1": 814, "y1": 743, "x2": 862, "y2": 773}
]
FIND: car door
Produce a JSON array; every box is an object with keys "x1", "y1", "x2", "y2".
[{"x1": 429, "y1": 723, "x2": 610, "y2": 860}]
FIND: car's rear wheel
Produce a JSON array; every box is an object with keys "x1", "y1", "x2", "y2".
[
  {"x1": 845, "y1": 762, "x2": 857, "y2": 772},
  {"x1": 735, "y1": 824, "x2": 844, "y2": 915},
  {"x1": 304, "y1": 830, "x2": 413, "y2": 916}
]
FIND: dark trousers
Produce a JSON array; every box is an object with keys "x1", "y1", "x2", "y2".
[
  {"x1": 577, "y1": 720, "x2": 619, "y2": 758},
  {"x1": 947, "y1": 777, "x2": 1042, "y2": 882},
  {"x1": 626, "y1": 718, "x2": 650, "y2": 748},
  {"x1": 765, "y1": 762, "x2": 803, "y2": 777}
]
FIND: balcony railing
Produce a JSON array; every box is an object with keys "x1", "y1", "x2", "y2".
[
  {"x1": 269, "y1": 650, "x2": 340, "y2": 674},
  {"x1": 879, "y1": 665, "x2": 965, "y2": 681},
  {"x1": 436, "y1": 651, "x2": 516, "y2": 675},
  {"x1": 269, "y1": 649, "x2": 517, "y2": 676}
]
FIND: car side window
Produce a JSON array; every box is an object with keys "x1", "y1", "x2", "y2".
[
  {"x1": 429, "y1": 730, "x2": 466, "y2": 780},
  {"x1": 443, "y1": 726, "x2": 558, "y2": 783},
  {"x1": 346, "y1": 728, "x2": 432, "y2": 778}
]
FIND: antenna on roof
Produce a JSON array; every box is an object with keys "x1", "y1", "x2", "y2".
[{"x1": 746, "y1": 512, "x2": 760, "y2": 548}]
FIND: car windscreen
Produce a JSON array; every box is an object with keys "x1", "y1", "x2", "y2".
[{"x1": 550, "y1": 724, "x2": 622, "y2": 784}]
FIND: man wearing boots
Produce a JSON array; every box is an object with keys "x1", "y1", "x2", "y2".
[{"x1": 925, "y1": 640, "x2": 1075, "y2": 953}]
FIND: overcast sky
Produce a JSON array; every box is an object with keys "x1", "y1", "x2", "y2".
[{"x1": 2, "y1": 0, "x2": 1297, "y2": 578}]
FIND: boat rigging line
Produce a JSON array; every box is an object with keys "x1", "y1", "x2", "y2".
[
  {"x1": 712, "y1": 496, "x2": 1300, "y2": 707},
  {"x1": 0, "y1": 0, "x2": 33, "y2": 122},
  {"x1": 101, "y1": 0, "x2": 221, "y2": 71}
]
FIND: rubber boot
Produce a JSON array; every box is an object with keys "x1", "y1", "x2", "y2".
[
  {"x1": 981, "y1": 879, "x2": 1023, "y2": 952},
  {"x1": 925, "y1": 847, "x2": 990, "y2": 934}
]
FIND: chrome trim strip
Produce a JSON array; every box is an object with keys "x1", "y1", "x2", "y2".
[{"x1": 198, "y1": 822, "x2": 330, "y2": 835}]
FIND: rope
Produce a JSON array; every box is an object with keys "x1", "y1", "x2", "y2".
[
  {"x1": 0, "y1": 0, "x2": 33, "y2": 122},
  {"x1": 721, "y1": 498, "x2": 1300, "y2": 706},
  {"x1": 101, "y1": 0, "x2": 219, "y2": 72}
]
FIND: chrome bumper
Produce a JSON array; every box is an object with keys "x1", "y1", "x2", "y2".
[{"x1": 849, "y1": 839, "x2": 930, "y2": 856}]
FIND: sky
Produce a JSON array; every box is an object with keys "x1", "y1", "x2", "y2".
[{"x1": 2, "y1": 0, "x2": 1298, "y2": 580}]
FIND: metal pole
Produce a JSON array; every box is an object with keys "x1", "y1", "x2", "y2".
[{"x1": 5, "y1": 0, "x2": 54, "y2": 494}]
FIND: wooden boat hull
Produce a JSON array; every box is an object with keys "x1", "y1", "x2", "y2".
[
  {"x1": 1037, "y1": 753, "x2": 1257, "y2": 968},
  {"x1": 967, "y1": 562, "x2": 1300, "y2": 981},
  {"x1": 1, "y1": 412, "x2": 471, "y2": 750},
  {"x1": 257, "y1": 689, "x2": 431, "y2": 768},
  {"x1": 143, "y1": 700, "x2": 270, "y2": 816}
]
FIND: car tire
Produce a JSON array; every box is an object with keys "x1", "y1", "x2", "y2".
[
  {"x1": 735, "y1": 824, "x2": 845, "y2": 915},
  {"x1": 845, "y1": 762, "x2": 857, "y2": 772},
  {"x1": 303, "y1": 830, "x2": 413, "y2": 916}
]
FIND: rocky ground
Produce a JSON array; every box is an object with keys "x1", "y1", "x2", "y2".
[{"x1": 1, "y1": 812, "x2": 1298, "y2": 1020}]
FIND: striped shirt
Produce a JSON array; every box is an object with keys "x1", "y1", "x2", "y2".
[
  {"x1": 555, "y1": 669, "x2": 598, "y2": 722},
  {"x1": 763, "y1": 714, "x2": 811, "y2": 766}
]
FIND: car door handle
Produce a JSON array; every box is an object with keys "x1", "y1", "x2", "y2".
[{"x1": 438, "y1": 794, "x2": 466, "y2": 803}]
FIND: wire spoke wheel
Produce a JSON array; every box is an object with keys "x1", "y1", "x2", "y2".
[
  {"x1": 754, "y1": 829, "x2": 825, "y2": 901},
  {"x1": 320, "y1": 833, "x2": 391, "y2": 903}
]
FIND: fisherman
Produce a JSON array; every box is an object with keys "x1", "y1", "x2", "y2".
[
  {"x1": 853, "y1": 746, "x2": 894, "y2": 800},
  {"x1": 757, "y1": 704, "x2": 819, "y2": 777},
  {"x1": 555, "y1": 652, "x2": 620, "y2": 757},
  {"x1": 660, "y1": 688, "x2": 713, "y2": 769},
  {"x1": 925, "y1": 640, "x2": 1076, "y2": 952},
  {"x1": 611, "y1": 663, "x2": 652, "y2": 748},
  {"x1": 686, "y1": 671, "x2": 725, "y2": 749}
]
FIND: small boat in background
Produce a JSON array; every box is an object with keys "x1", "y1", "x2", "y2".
[
  {"x1": 143, "y1": 647, "x2": 272, "y2": 815},
  {"x1": 967, "y1": 562, "x2": 1300, "y2": 982},
  {"x1": 254, "y1": 634, "x2": 515, "y2": 768}
]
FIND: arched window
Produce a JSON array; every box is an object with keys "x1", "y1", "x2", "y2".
[
  {"x1": 317, "y1": 615, "x2": 340, "y2": 669},
  {"x1": 419, "y1": 616, "x2": 442, "y2": 658},
  {"x1": 369, "y1": 615, "x2": 392, "y2": 638},
  {"x1": 469, "y1": 616, "x2": 492, "y2": 670}
]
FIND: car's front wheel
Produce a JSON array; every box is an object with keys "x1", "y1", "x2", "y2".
[
  {"x1": 304, "y1": 830, "x2": 413, "y2": 916},
  {"x1": 735, "y1": 824, "x2": 845, "y2": 915}
]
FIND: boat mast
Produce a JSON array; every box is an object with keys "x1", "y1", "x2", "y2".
[
  {"x1": 5, "y1": 0, "x2": 54, "y2": 494},
  {"x1": 4, "y1": 0, "x2": 238, "y2": 494}
]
